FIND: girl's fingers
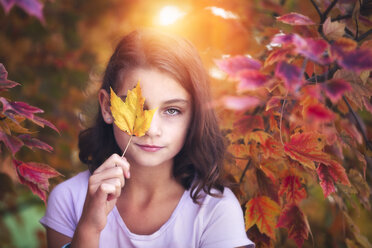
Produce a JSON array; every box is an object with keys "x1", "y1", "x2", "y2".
[
  {"x1": 96, "y1": 178, "x2": 122, "y2": 201},
  {"x1": 94, "y1": 154, "x2": 130, "y2": 178},
  {"x1": 90, "y1": 166, "x2": 125, "y2": 188}
]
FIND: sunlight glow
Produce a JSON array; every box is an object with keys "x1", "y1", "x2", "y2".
[
  {"x1": 158, "y1": 6, "x2": 186, "y2": 26},
  {"x1": 205, "y1": 6, "x2": 238, "y2": 19}
]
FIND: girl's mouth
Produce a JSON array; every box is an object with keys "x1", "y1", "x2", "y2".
[{"x1": 136, "y1": 144, "x2": 164, "y2": 152}]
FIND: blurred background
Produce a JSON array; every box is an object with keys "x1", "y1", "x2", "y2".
[{"x1": 1, "y1": 0, "x2": 371, "y2": 247}]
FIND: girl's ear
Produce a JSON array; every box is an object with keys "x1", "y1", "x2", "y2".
[{"x1": 98, "y1": 89, "x2": 113, "y2": 124}]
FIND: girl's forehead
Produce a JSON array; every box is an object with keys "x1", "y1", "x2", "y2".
[{"x1": 118, "y1": 68, "x2": 190, "y2": 100}]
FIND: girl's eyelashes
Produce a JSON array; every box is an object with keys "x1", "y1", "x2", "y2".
[{"x1": 164, "y1": 107, "x2": 181, "y2": 116}]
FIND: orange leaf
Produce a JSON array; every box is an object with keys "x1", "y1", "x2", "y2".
[
  {"x1": 110, "y1": 81, "x2": 157, "y2": 137},
  {"x1": 245, "y1": 196, "x2": 280, "y2": 239},
  {"x1": 284, "y1": 132, "x2": 335, "y2": 170}
]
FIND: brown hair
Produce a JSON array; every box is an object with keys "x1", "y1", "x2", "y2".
[{"x1": 79, "y1": 29, "x2": 225, "y2": 202}]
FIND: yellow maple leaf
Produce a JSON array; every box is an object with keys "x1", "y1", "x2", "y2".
[{"x1": 110, "y1": 81, "x2": 157, "y2": 137}]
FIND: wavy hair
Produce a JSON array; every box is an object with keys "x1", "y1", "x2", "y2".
[{"x1": 79, "y1": 29, "x2": 225, "y2": 203}]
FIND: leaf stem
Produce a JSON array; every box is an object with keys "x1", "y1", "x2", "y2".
[
  {"x1": 239, "y1": 159, "x2": 252, "y2": 184},
  {"x1": 122, "y1": 136, "x2": 133, "y2": 157}
]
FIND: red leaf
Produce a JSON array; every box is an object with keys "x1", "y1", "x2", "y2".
[
  {"x1": 18, "y1": 134, "x2": 53, "y2": 152},
  {"x1": 277, "y1": 12, "x2": 315, "y2": 25},
  {"x1": 317, "y1": 161, "x2": 350, "y2": 198},
  {"x1": 233, "y1": 115, "x2": 264, "y2": 134},
  {"x1": 305, "y1": 103, "x2": 335, "y2": 122},
  {"x1": 275, "y1": 61, "x2": 303, "y2": 92},
  {"x1": 323, "y1": 79, "x2": 352, "y2": 103},
  {"x1": 265, "y1": 96, "x2": 282, "y2": 111},
  {"x1": 245, "y1": 196, "x2": 281, "y2": 239},
  {"x1": 279, "y1": 175, "x2": 307, "y2": 204},
  {"x1": 256, "y1": 169, "x2": 279, "y2": 202},
  {"x1": 222, "y1": 96, "x2": 261, "y2": 111},
  {"x1": 317, "y1": 163, "x2": 336, "y2": 197},
  {"x1": 29, "y1": 115, "x2": 60, "y2": 134},
  {"x1": 216, "y1": 55, "x2": 262, "y2": 77},
  {"x1": 277, "y1": 204, "x2": 310, "y2": 247},
  {"x1": 237, "y1": 69, "x2": 267, "y2": 91},
  {"x1": 13, "y1": 159, "x2": 61, "y2": 204},
  {"x1": 0, "y1": 63, "x2": 20, "y2": 91},
  {"x1": 0, "y1": 97, "x2": 43, "y2": 119},
  {"x1": 0, "y1": 131, "x2": 23, "y2": 154},
  {"x1": 284, "y1": 132, "x2": 337, "y2": 170}
]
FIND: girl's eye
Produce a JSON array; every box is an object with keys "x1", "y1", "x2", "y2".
[{"x1": 165, "y1": 108, "x2": 180, "y2": 116}]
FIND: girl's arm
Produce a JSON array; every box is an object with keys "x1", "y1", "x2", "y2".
[
  {"x1": 45, "y1": 154, "x2": 130, "y2": 248},
  {"x1": 45, "y1": 227, "x2": 71, "y2": 248}
]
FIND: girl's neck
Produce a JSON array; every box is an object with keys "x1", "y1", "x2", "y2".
[{"x1": 121, "y1": 160, "x2": 183, "y2": 203}]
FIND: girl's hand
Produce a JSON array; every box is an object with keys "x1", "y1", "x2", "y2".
[{"x1": 74, "y1": 154, "x2": 130, "y2": 241}]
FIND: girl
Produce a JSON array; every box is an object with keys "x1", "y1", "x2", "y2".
[{"x1": 40, "y1": 29, "x2": 254, "y2": 248}]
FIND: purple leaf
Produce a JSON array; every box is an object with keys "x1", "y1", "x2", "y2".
[
  {"x1": 272, "y1": 34, "x2": 330, "y2": 64},
  {"x1": 275, "y1": 61, "x2": 304, "y2": 92},
  {"x1": 0, "y1": 131, "x2": 23, "y2": 154},
  {"x1": 237, "y1": 69, "x2": 267, "y2": 91},
  {"x1": 18, "y1": 134, "x2": 53, "y2": 152},
  {"x1": 0, "y1": 0, "x2": 15, "y2": 13},
  {"x1": 31, "y1": 115, "x2": 60, "y2": 134},
  {"x1": 336, "y1": 48, "x2": 372, "y2": 73},
  {"x1": 0, "y1": 64, "x2": 20, "y2": 91},
  {"x1": 15, "y1": 0, "x2": 44, "y2": 23},
  {"x1": 216, "y1": 56, "x2": 262, "y2": 77},
  {"x1": 277, "y1": 12, "x2": 315, "y2": 26},
  {"x1": 323, "y1": 79, "x2": 352, "y2": 103}
]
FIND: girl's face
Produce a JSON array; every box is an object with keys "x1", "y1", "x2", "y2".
[{"x1": 107, "y1": 68, "x2": 192, "y2": 168}]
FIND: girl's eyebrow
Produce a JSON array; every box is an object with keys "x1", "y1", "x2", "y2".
[{"x1": 163, "y1": 99, "x2": 189, "y2": 105}]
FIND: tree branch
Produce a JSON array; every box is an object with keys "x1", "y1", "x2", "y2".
[
  {"x1": 343, "y1": 96, "x2": 372, "y2": 151},
  {"x1": 332, "y1": 14, "x2": 352, "y2": 21},
  {"x1": 323, "y1": 0, "x2": 338, "y2": 22},
  {"x1": 309, "y1": 0, "x2": 322, "y2": 20},
  {"x1": 357, "y1": 28, "x2": 372, "y2": 42},
  {"x1": 239, "y1": 159, "x2": 252, "y2": 184}
]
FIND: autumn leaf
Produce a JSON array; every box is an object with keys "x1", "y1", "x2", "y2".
[
  {"x1": 304, "y1": 103, "x2": 335, "y2": 122},
  {"x1": 323, "y1": 17, "x2": 346, "y2": 40},
  {"x1": 0, "y1": 0, "x2": 44, "y2": 23},
  {"x1": 317, "y1": 162, "x2": 351, "y2": 197},
  {"x1": 221, "y1": 95, "x2": 261, "y2": 111},
  {"x1": 215, "y1": 55, "x2": 262, "y2": 77},
  {"x1": 323, "y1": 79, "x2": 352, "y2": 103},
  {"x1": 13, "y1": 159, "x2": 61, "y2": 203},
  {"x1": 18, "y1": 134, "x2": 53, "y2": 152},
  {"x1": 237, "y1": 69, "x2": 267, "y2": 91},
  {"x1": 110, "y1": 81, "x2": 157, "y2": 137},
  {"x1": 279, "y1": 175, "x2": 307, "y2": 204},
  {"x1": 0, "y1": 63, "x2": 19, "y2": 91},
  {"x1": 0, "y1": 131, "x2": 23, "y2": 154},
  {"x1": 276, "y1": 204, "x2": 310, "y2": 247},
  {"x1": 284, "y1": 132, "x2": 337, "y2": 170},
  {"x1": 276, "y1": 12, "x2": 315, "y2": 25},
  {"x1": 245, "y1": 196, "x2": 281, "y2": 239},
  {"x1": 275, "y1": 61, "x2": 303, "y2": 92}
]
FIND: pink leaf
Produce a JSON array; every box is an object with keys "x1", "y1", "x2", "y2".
[
  {"x1": 15, "y1": 0, "x2": 44, "y2": 23},
  {"x1": 13, "y1": 159, "x2": 61, "y2": 204},
  {"x1": 0, "y1": 131, "x2": 23, "y2": 154},
  {"x1": 18, "y1": 134, "x2": 53, "y2": 152},
  {"x1": 237, "y1": 69, "x2": 268, "y2": 91},
  {"x1": 275, "y1": 61, "x2": 303, "y2": 92},
  {"x1": 305, "y1": 103, "x2": 335, "y2": 121},
  {"x1": 323, "y1": 79, "x2": 352, "y2": 103},
  {"x1": 30, "y1": 115, "x2": 60, "y2": 134},
  {"x1": 0, "y1": 97, "x2": 43, "y2": 119},
  {"x1": 0, "y1": 63, "x2": 20, "y2": 91},
  {"x1": 277, "y1": 12, "x2": 315, "y2": 25},
  {"x1": 216, "y1": 56, "x2": 262, "y2": 77},
  {"x1": 222, "y1": 96, "x2": 261, "y2": 111}
]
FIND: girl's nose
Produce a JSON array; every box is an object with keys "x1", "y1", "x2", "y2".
[{"x1": 145, "y1": 112, "x2": 161, "y2": 137}]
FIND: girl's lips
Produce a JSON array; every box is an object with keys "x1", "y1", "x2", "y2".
[{"x1": 136, "y1": 144, "x2": 164, "y2": 152}]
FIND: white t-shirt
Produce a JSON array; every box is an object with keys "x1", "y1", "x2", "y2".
[{"x1": 40, "y1": 170, "x2": 254, "y2": 248}]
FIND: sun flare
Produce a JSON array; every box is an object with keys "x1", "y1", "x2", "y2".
[{"x1": 158, "y1": 6, "x2": 185, "y2": 26}]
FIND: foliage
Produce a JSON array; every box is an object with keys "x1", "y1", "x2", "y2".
[
  {"x1": 1, "y1": 0, "x2": 372, "y2": 247},
  {"x1": 0, "y1": 63, "x2": 60, "y2": 204},
  {"x1": 216, "y1": 0, "x2": 372, "y2": 247}
]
